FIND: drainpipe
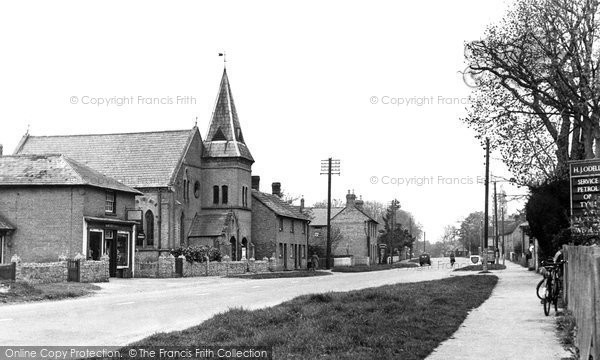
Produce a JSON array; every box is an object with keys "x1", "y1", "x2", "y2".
[{"x1": 157, "y1": 191, "x2": 162, "y2": 251}]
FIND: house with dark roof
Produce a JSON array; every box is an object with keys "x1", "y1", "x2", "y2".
[
  {"x1": 251, "y1": 181, "x2": 310, "y2": 270},
  {"x1": 308, "y1": 191, "x2": 379, "y2": 265},
  {"x1": 0, "y1": 155, "x2": 141, "y2": 276},
  {"x1": 12, "y1": 69, "x2": 254, "y2": 264}
]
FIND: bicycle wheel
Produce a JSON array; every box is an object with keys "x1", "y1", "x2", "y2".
[
  {"x1": 536, "y1": 278, "x2": 546, "y2": 300},
  {"x1": 543, "y1": 277, "x2": 552, "y2": 316}
]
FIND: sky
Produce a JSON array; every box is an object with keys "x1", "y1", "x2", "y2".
[{"x1": 0, "y1": 0, "x2": 527, "y2": 242}]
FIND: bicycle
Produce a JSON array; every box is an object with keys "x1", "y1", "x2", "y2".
[{"x1": 535, "y1": 259, "x2": 565, "y2": 316}]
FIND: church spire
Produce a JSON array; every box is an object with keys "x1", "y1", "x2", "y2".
[{"x1": 203, "y1": 69, "x2": 253, "y2": 163}]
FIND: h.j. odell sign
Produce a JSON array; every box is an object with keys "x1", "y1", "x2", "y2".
[{"x1": 570, "y1": 159, "x2": 600, "y2": 235}]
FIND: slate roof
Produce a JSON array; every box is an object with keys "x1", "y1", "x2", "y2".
[
  {"x1": 307, "y1": 208, "x2": 344, "y2": 227},
  {"x1": 14, "y1": 128, "x2": 197, "y2": 188},
  {"x1": 203, "y1": 69, "x2": 254, "y2": 162},
  {"x1": 0, "y1": 213, "x2": 15, "y2": 231},
  {"x1": 188, "y1": 212, "x2": 233, "y2": 237},
  {"x1": 252, "y1": 190, "x2": 310, "y2": 221},
  {"x1": 0, "y1": 154, "x2": 141, "y2": 194}
]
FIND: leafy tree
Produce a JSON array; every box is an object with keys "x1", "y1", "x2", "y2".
[
  {"x1": 458, "y1": 212, "x2": 485, "y2": 254},
  {"x1": 308, "y1": 226, "x2": 344, "y2": 258},
  {"x1": 464, "y1": 0, "x2": 600, "y2": 185},
  {"x1": 378, "y1": 206, "x2": 415, "y2": 255},
  {"x1": 312, "y1": 199, "x2": 346, "y2": 208}
]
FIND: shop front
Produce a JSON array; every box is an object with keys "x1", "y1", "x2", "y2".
[{"x1": 84, "y1": 217, "x2": 137, "y2": 278}]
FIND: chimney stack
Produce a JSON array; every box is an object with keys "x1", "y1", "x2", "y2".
[
  {"x1": 346, "y1": 189, "x2": 356, "y2": 207},
  {"x1": 300, "y1": 196, "x2": 305, "y2": 213},
  {"x1": 355, "y1": 195, "x2": 364, "y2": 210},
  {"x1": 272, "y1": 182, "x2": 282, "y2": 198},
  {"x1": 251, "y1": 176, "x2": 260, "y2": 191},
  {"x1": 0, "y1": 144, "x2": 3, "y2": 156}
]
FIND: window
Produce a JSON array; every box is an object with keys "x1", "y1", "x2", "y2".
[
  {"x1": 222, "y1": 185, "x2": 228, "y2": 204},
  {"x1": 279, "y1": 217, "x2": 283, "y2": 232},
  {"x1": 145, "y1": 210, "x2": 154, "y2": 246},
  {"x1": 116, "y1": 232, "x2": 129, "y2": 268},
  {"x1": 213, "y1": 186, "x2": 219, "y2": 204},
  {"x1": 105, "y1": 191, "x2": 116, "y2": 214},
  {"x1": 180, "y1": 212, "x2": 185, "y2": 246},
  {"x1": 290, "y1": 220, "x2": 294, "y2": 233},
  {"x1": 241, "y1": 186, "x2": 248, "y2": 207},
  {"x1": 278, "y1": 243, "x2": 283, "y2": 258},
  {"x1": 194, "y1": 181, "x2": 200, "y2": 199}
]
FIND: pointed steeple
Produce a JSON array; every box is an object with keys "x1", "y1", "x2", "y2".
[{"x1": 203, "y1": 69, "x2": 253, "y2": 163}]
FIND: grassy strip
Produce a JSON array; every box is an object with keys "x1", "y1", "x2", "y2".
[
  {"x1": 332, "y1": 262, "x2": 418, "y2": 273},
  {"x1": 227, "y1": 271, "x2": 332, "y2": 279},
  {"x1": 453, "y1": 264, "x2": 506, "y2": 272},
  {"x1": 0, "y1": 282, "x2": 101, "y2": 304},
  {"x1": 125, "y1": 275, "x2": 498, "y2": 359},
  {"x1": 556, "y1": 310, "x2": 578, "y2": 359}
]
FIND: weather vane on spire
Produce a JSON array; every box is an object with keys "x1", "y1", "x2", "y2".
[{"x1": 218, "y1": 52, "x2": 227, "y2": 68}]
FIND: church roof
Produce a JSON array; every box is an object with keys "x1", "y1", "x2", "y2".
[
  {"x1": 0, "y1": 154, "x2": 141, "y2": 194},
  {"x1": 188, "y1": 212, "x2": 233, "y2": 237},
  {"x1": 252, "y1": 190, "x2": 310, "y2": 221},
  {"x1": 203, "y1": 69, "x2": 253, "y2": 162},
  {"x1": 13, "y1": 128, "x2": 198, "y2": 189}
]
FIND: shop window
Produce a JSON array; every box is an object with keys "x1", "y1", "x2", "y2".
[{"x1": 116, "y1": 232, "x2": 129, "y2": 268}]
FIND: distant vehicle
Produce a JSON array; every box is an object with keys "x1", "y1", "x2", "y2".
[{"x1": 419, "y1": 253, "x2": 431, "y2": 266}]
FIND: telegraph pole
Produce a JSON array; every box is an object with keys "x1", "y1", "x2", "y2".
[
  {"x1": 389, "y1": 199, "x2": 400, "y2": 264},
  {"x1": 501, "y1": 206, "x2": 505, "y2": 265},
  {"x1": 494, "y1": 181, "x2": 499, "y2": 264},
  {"x1": 483, "y1": 138, "x2": 490, "y2": 272},
  {"x1": 320, "y1": 158, "x2": 340, "y2": 269},
  {"x1": 409, "y1": 216, "x2": 413, "y2": 259},
  {"x1": 423, "y1": 232, "x2": 426, "y2": 253}
]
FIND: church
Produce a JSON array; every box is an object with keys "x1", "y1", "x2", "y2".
[{"x1": 12, "y1": 69, "x2": 255, "y2": 265}]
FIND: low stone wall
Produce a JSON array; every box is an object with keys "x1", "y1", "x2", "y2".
[
  {"x1": 333, "y1": 257, "x2": 352, "y2": 267},
  {"x1": 134, "y1": 255, "x2": 276, "y2": 278},
  {"x1": 352, "y1": 256, "x2": 370, "y2": 266},
  {"x1": 16, "y1": 261, "x2": 68, "y2": 284},
  {"x1": 80, "y1": 259, "x2": 109, "y2": 283}
]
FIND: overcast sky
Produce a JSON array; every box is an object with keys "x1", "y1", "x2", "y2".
[{"x1": 0, "y1": 0, "x2": 527, "y2": 242}]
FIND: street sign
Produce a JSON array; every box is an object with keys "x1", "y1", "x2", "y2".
[{"x1": 569, "y1": 159, "x2": 600, "y2": 235}]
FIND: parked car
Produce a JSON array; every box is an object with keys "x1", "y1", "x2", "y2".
[{"x1": 419, "y1": 253, "x2": 431, "y2": 266}]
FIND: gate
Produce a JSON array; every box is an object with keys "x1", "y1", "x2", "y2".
[
  {"x1": 67, "y1": 259, "x2": 80, "y2": 282},
  {"x1": 175, "y1": 257, "x2": 183, "y2": 277},
  {"x1": 0, "y1": 262, "x2": 16, "y2": 282}
]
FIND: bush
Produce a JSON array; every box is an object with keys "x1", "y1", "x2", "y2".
[{"x1": 170, "y1": 246, "x2": 222, "y2": 263}]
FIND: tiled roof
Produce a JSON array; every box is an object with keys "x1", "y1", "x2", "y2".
[
  {"x1": 14, "y1": 128, "x2": 197, "y2": 188},
  {"x1": 203, "y1": 69, "x2": 254, "y2": 162},
  {"x1": 0, "y1": 213, "x2": 15, "y2": 231},
  {"x1": 252, "y1": 190, "x2": 310, "y2": 221},
  {"x1": 0, "y1": 155, "x2": 141, "y2": 194},
  {"x1": 188, "y1": 212, "x2": 232, "y2": 237},
  {"x1": 307, "y1": 207, "x2": 344, "y2": 227}
]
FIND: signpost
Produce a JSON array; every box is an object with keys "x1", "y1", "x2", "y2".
[{"x1": 569, "y1": 159, "x2": 600, "y2": 236}]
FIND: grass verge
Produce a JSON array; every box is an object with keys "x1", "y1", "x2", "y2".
[
  {"x1": 453, "y1": 264, "x2": 506, "y2": 272},
  {"x1": 0, "y1": 282, "x2": 101, "y2": 304},
  {"x1": 332, "y1": 262, "x2": 418, "y2": 272},
  {"x1": 227, "y1": 271, "x2": 332, "y2": 279},
  {"x1": 125, "y1": 275, "x2": 498, "y2": 359},
  {"x1": 556, "y1": 310, "x2": 578, "y2": 360}
]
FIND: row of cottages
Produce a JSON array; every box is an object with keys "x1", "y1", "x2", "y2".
[
  {"x1": 308, "y1": 191, "x2": 379, "y2": 265},
  {"x1": 485, "y1": 220, "x2": 531, "y2": 260},
  {"x1": 251, "y1": 181, "x2": 311, "y2": 270},
  {"x1": 0, "y1": 69, "x2": 314, "y2": 276}
]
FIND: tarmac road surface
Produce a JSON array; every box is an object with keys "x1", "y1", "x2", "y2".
[{"x1": 0, "y1": 257, "x2": 469, "y2": 346}]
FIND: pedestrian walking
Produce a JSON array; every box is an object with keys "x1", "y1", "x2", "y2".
[{"x1": 310, "y1": 253, "x2": 319, "y2": 271}]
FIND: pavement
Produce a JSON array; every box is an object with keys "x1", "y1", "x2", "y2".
[{"x1": 426, "y1": 261, "x2": 571, "y2": 360}]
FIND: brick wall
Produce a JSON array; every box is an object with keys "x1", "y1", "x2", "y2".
[
  {"x1": 0, "y1": 187, "x2": 85, "y2": 262},
  {"x1": 251, "y1": 200, "x2": 278, "y2": 260},
  {"x1": 331, "y1": 207, "x2": 369, "y2": 257}
]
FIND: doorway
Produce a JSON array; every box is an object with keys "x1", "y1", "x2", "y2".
[
  {"x1": 88, "y1": 231, "x2": 102, "y2": 260},
  {"x1": 283, "y1": 244, "x2": 288, "y2": 270}
]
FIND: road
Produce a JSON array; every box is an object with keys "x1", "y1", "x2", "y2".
[{"x1": 1, "y1": 257, "x2": 470, "y2": 346}]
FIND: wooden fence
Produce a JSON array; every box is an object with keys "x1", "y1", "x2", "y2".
[{"x1": 563, "y1": 245, "x2": 600, "y2": 360}]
